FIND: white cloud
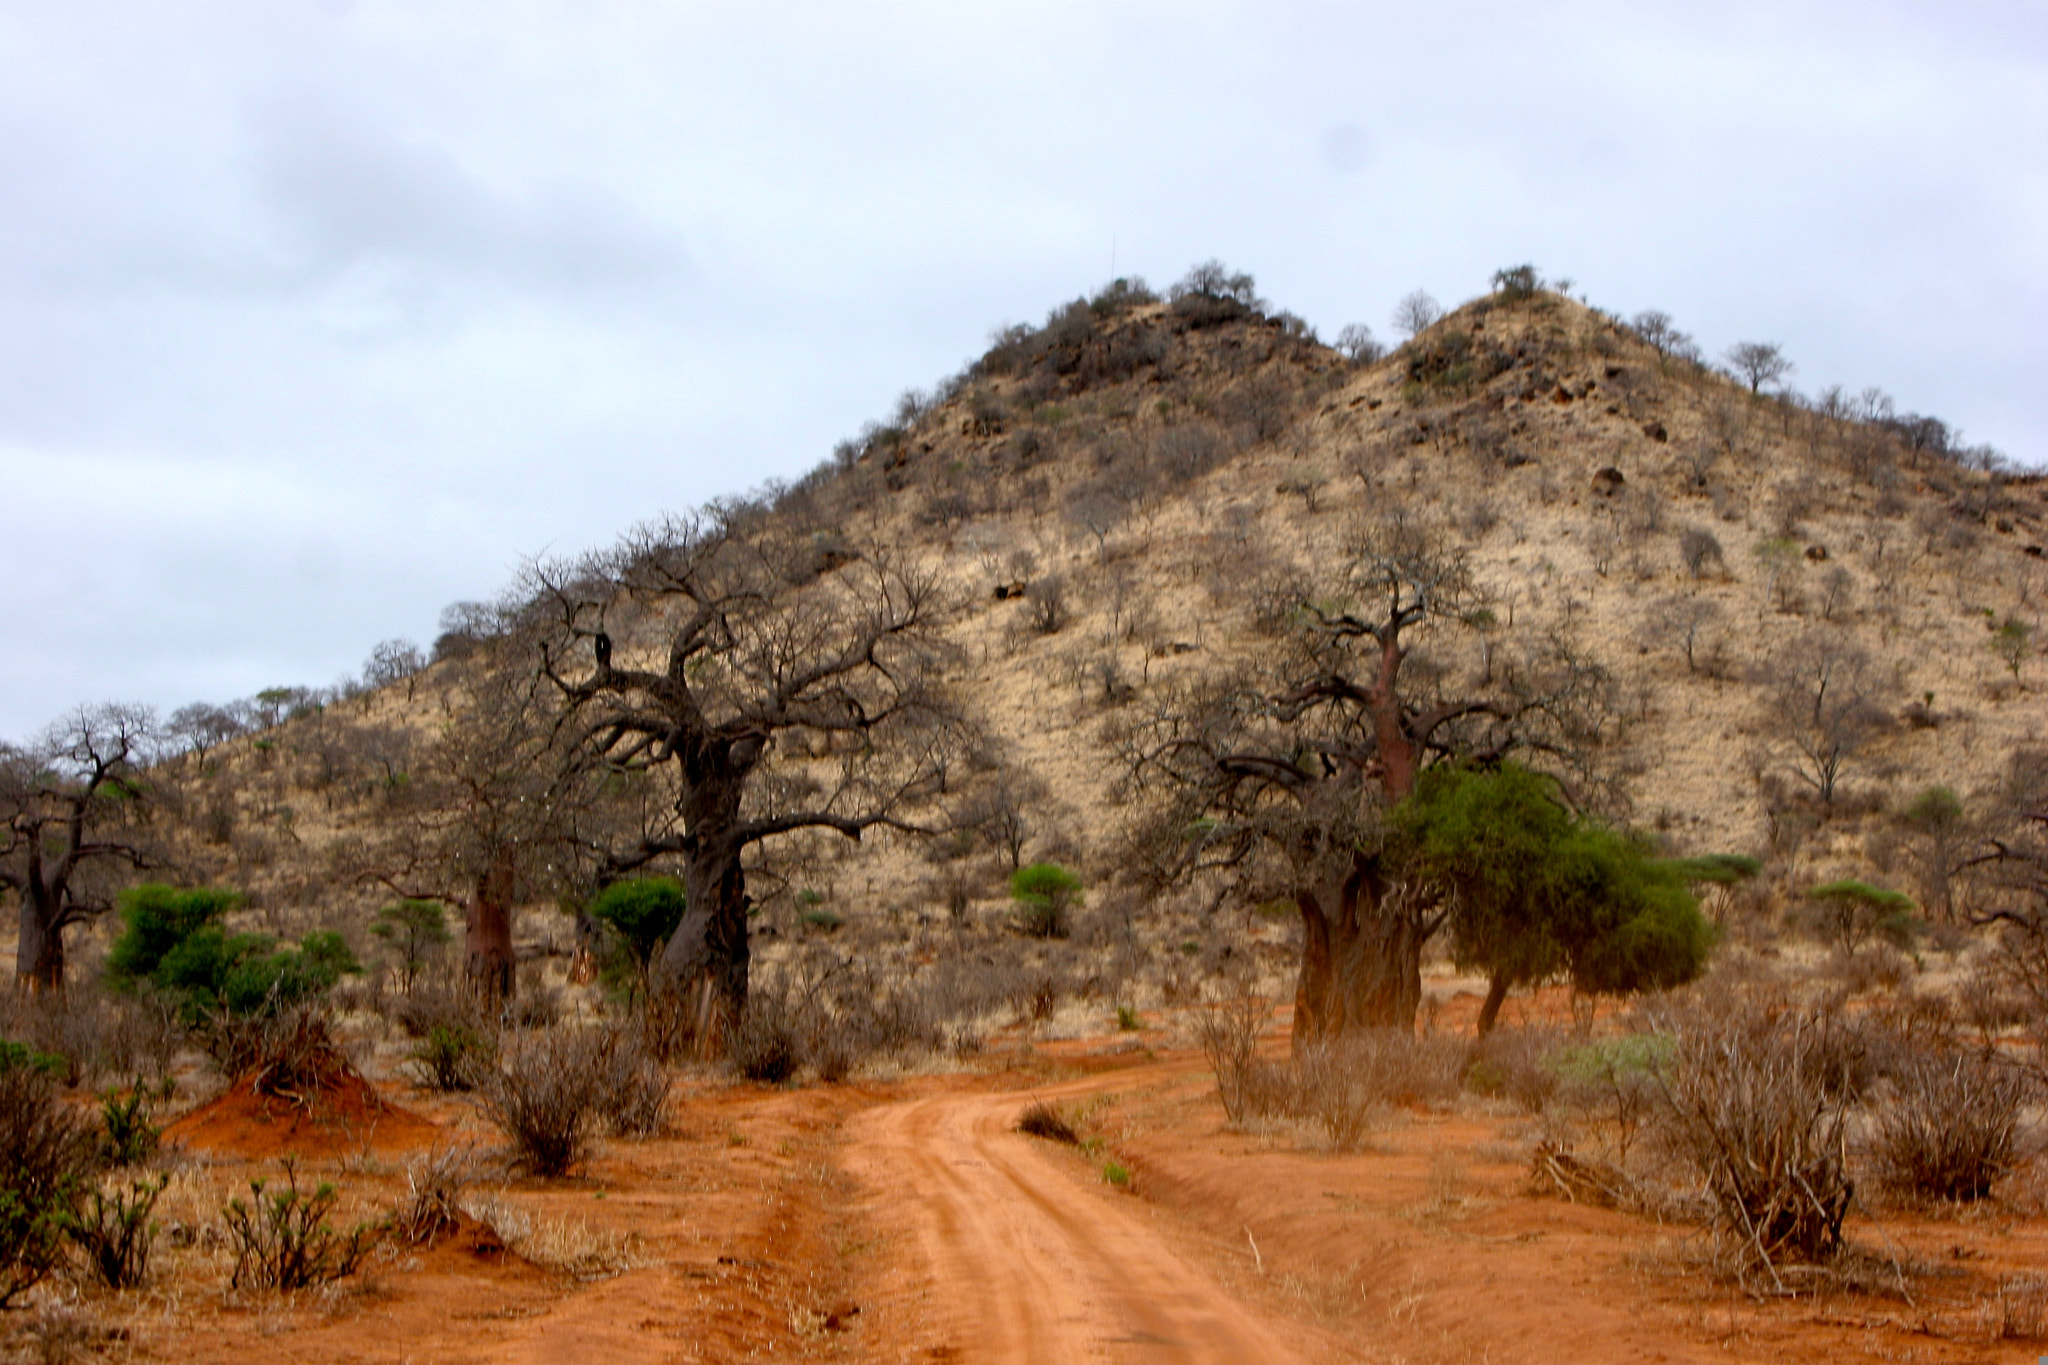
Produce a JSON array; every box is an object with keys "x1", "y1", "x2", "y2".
[{"x1": 1, "y1": 0, "x2": 2042, "y2": 735}]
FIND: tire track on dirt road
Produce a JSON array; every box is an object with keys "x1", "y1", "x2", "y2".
[{"x1": 845, "y1": 1078, "x2": 1312, "y2": 1364}]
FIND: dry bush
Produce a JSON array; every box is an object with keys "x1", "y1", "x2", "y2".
[
  {"x1": 0, "y1": 1057, "x2": 101, "y2": 1307},
  {"x1": 1869, "y1": 1047, "x2": 2031, "y2": 1202},
  {"x1": 1294, "y1": 1031, "x2": 1464, "y2": 1150},
  {"x1": 1652, "y1": 999, "x2": 1856, "y2": 1273},
  {"x1": 1553, "y1": 1033, "x2": 1673, "y2": 1166},
  {"x1": 1464, "y1": 1027, "x2": 1564, "y2": 1111},
  {"x1": 729, "y1": 986, "x2": 805, "y2": 1084},
  {"x1": 1992, "y1": 1274, "x2": 2048, "y2": 1342},
  {"x1": 1016, "y1": 1100, "x2": 1079, "y2": 1145},
  {"x1": 460, "y1": 1194, "x2": 638, "y2": 1281},
  {"x1": 393, "y1": 1147, "x2": 472, "y2": 1247},
  {"x1": 592, "y1": 1029, "x2": 671, "y2": 1136},
  {"x1": 482, "y1": 1029, "x2": 612, "y2": 1176},
  {"x1": 229, "y1": 1005, "x2": 361, "y2": 1098},
  {"x1": 1190, "y1": 980, "x2": 1273, "y2": 1125},
  {"x1": 0, "y1": 988, "x2": 180, "y2": 1091}
]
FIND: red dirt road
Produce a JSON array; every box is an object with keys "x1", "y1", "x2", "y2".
[{"x1": 846, "y1": 1077, "x2": 1316, "y2": 1365}]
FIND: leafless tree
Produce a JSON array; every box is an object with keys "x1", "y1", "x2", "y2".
[
  {"x1": 1630, "y1": 310, "x2": 1695, "y2": 362},
  {"x1": 1679, "y1": 526, "x2": 1726, "y2": 580},
  {"x1": 1113, "y1": 514, "x2": 1615, "y2": 1042},
  {"x1": 531, "y1": 501, "x2": 967, "y2": 1048},
  {"x1": 1726, "y1": 342, "x2": 1794, "y2": 394},
  {"x1": 356, "y1": 655, "x2": 596, "y2": 1002},
  {"x1": 363, "y1": 638, "x2": 429, "y2": 699},
  {"x1": 1335, "y1": 323, "x2": 1384, "y2": 364},
  {"x1": 1392, "y1": 290, "x2": 1444, "y2": 339},
  {"x1": 1067, "y1": 487, "x2": 1124, "y2": 562},
  {"x1": 4, "y1": 706, "x2": 160, "y2": 990},
  {"x1": 165, "y1": 701, "x2": 251, "y2": 766},
  {"x1": 1757, "y1": 630, "x2": 1889, "y2": 807},
  {"x1": 1645, "y1": 595, "x2": 1722, "y2": 675}
]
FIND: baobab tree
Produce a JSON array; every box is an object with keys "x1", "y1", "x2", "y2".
[
  {"x1": 532, "y1": 499, "x2": 966, "y2": 1048},
  {"x1": 355, "y1": 655, "x2": 592, "y2": 1002},
  {"x1": 1115, "y1": 514, "x2": 1615, "y2": 1043},
  {"x1": 4, "y1": 705, "x2": 158, "y2": 990}
]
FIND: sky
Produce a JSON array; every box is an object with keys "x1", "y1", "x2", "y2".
[{"x1": 1, "y1": 0, "x2": 2042, "y2": 741}]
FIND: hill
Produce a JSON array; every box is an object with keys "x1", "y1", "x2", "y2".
[{"x1": 14, "y1": 265, "x2": 2046, "y2": 1015}]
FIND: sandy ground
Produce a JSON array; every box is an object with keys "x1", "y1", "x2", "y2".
[{"x1": 15, "y1": 1027, "x2": 2048, "y2": 1365}]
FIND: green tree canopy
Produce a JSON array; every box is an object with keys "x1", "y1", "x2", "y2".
[
  {"x1": 1800, "y1": 879, "x2": 1919, "y2": 954},
  {"x1": 586, "y1": 877, "x2": 688, "y2": 992},
  {"x1": 1390, "y1": 764, "x2": 1716, "y2": 1032},
  {"x1": 371, "y1": 899, "x2": 451, "y2": 992},
  {"x1": 105, "y1": 884, "x2": 358, "y2": 1019},
  {"x1": 1009, "y1": 862, "x2": 1082, "y2": 938}
]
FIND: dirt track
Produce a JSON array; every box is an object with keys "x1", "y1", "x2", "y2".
[{"x1": 845, "y1": 1077, "x2": 1312, "y2": 1365}]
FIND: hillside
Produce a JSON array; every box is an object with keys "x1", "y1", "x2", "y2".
[{"x1": 20, "y1": 269, "x2": 2046, "y2": 998}]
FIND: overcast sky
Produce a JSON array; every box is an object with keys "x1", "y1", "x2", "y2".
[{"x1": 2, "y1": 0, "x2": 2042, "y2": 741}]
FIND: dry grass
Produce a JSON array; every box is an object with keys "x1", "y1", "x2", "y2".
[
  {"x1": 460, "y1": 1193, "x2": 639, "y2": 1281},
  {"x1": 1016, "y1": 1099, "x2": 1079, "y2": 1145}
]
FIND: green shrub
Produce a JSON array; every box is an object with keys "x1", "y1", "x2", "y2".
[
  {"x1": 1008, "y1": 863, "x2": 1082, "y2": 939},
  {"x1": 98, "y1": 1090, "x2": 160, "y2": 1167},
  {"x1": 408, "y1": 1022, "x2": 493, "y2": 1093},
  {"x1": 0, "y1": 1056, "x2": 100, "y2": 1306},
  {"x1": 107, "y1": 884, "x2": 358, "y2": 1021},
  {"x1": 222, "y1": 1162, "x2": 379, "y2": 1291},
  {"x1": 0, "y1": 1040, "x2": 66, "y2": 1079},
  {"x1": 371, "y1": 899, "x2": 450, "y2": 993},
  {"x1": 586, "y1": 878, "x2": 687, "y2": 996},
  {"x1": 104, "y1": 885, "x2": 244, "y2": 988},
  {"x1": 64, "y1": 1175, "x2": 166, "y2": 1289},
  {"x1": 1798, "y1": 880, "x2": 1920, "y2": 955}
]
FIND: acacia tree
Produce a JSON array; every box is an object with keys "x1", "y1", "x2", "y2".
[
  {"x1": 1116, "y1": 515, "x2": 1615, "y2": 1043},
  {"x1": 4, "y1": 706, "x2": 159, "y2": 990},
  {"x1": 1390, "y1": 763, "x2": 1715, "y2": 1034},
  {"x1": 533, "y1": 501, "x2": 964, "y2": 1047}
]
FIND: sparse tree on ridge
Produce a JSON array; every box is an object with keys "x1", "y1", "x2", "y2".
[
  {"x1": 1334, "y1": 323, "x2": 1384, "y2": 364},
  {"x1": 1392, "y1": 290, "x2": 1443, "y2": 339},
  {"x1": 363, "y1": 638, "x2": 428, "y2": 700},
  {"x1": 1726, "y1": 341, "x2": 1794, "y2": 393},
  {"x1": 1630, "y1": 310, "x2": 1695, "y2": 362}
]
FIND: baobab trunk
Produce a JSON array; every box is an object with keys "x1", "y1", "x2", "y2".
[
  {"x1": 659, "y1": 831, "x2": 750, "y2": 1058},
  {"x1": 466, "y1": 849, "x2": 517, "y2": 1003},
  {"x1": 14, "y1": 893, "x2": 65, "y2": 992},
  {"x1": 1291, "y1": 852, "x2": 1426, "y2": 1051}
]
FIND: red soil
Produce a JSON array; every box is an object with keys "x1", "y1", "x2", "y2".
[
  {"x1": 164, "y1": 1066, "x2": 442, "y2": 1159},
  {"x1": 69, "y1": 1024, "x2": 2048, "y2": 1365}
]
